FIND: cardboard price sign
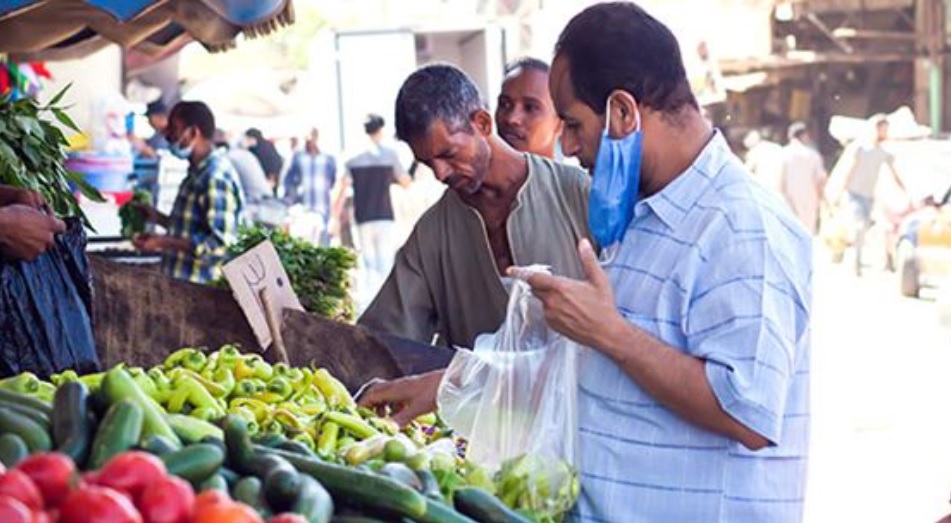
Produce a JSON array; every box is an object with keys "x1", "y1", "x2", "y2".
[{"x1": 222, "y1": 240, "x2": 303, "y2": 357}]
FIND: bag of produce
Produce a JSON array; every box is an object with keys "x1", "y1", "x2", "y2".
[{"x1": 437, "y1": 266, "x2": 579, "y2": 521}]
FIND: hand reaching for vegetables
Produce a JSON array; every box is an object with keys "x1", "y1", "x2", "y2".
[{"x1": 356, "y1": 370, "x2": 444, "y2": 427}]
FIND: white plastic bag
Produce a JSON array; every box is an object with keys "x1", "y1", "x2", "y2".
[{"x1": 437, "y1": 266, "x2": 580, "y2": 520}]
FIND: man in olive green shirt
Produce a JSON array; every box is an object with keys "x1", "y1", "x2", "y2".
[{"x1": 358, "y1": 63, "x2": 590, "y2": 349}]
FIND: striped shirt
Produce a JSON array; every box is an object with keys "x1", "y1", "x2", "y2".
[
  {"x1": 284, "y1": 151, "x2": 337, "y2": 217},
  {"x1": 574, "y1": 132, "x2": 812, "y2": 522},
  {"x1": 163, "y1": 149, "x2": 245, "y2": 284}
]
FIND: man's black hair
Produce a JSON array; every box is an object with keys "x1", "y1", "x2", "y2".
[
  {"x1": 364, "y1": 114, "x2": 385, "y2": 135},
  {"x1": 169, "y1": 101, "x2": 215, "y2": 139},
  {"x1": 395, "y1": 63, "x2": 486, "y2": 142},
  {"x1": 554, "y1": 2, "x2": 697, "y2": 115},
  {"x1": 504, "y1": 57, "x2": 550, "y2": 76}
]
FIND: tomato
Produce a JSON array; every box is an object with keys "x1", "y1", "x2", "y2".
[
  {"x1": 58, "y1": 485, "x2": 143, "y2": 523},
  {"x1": 0, "y1": 495, "x2": 32, "y2": 523},
  {"x1": 32, "y1": 511, "x2": 53, "y2": 523},
  {"x1": 15, "y1": 453, "x2": 76, "y2": 508},
  {"x1": 192, "y1": 501, "x2": 263, "y2": 523},
  {"x1": 193, "y1": 489, "x2": 230, "y2": 512},
  {"x1": 137, "y1": 475, "x2": 194, "y2": 523},
  {"x1": 267, "y1": 514, "x2": 308, "y2": 523},
  {"x1": 0, "y1": 470, "x2": 43, "y2": 510},
  {"x1": 96, "y1": 452, "x2": 167, "y2": 502}
]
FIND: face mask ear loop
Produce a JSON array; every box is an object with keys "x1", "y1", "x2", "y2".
[{"x1": 604, "y1": 98, "x2": 613, "y2": 134}]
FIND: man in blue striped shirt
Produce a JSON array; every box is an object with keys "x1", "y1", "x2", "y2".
[{"x1": 516, "y1": 3, "x2": 812, "y2": 522}]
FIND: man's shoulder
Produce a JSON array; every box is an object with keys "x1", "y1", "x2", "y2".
[{"x1": 528, "y1": 154, "x2": 589, "y2": 190}]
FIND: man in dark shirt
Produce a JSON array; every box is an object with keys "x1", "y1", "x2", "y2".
[
  {"x1": 333, "y1": 114, "x2": 411, "y2": 298},
  {"x1": 244, "y1": 128, "x2": 284, "y2": 192}
]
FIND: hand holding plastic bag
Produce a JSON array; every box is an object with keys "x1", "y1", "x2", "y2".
[{"x1": 438, "y1": 266, "x2": 579, "y2": 521}]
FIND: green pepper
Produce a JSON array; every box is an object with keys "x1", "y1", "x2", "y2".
[
  {"x1": 229, "y1": 398, "x2": 269, "y2": 421},
  {"x1": 316, "y1": 421, "x2": 339, "y2": 458},
  {"x1": 292, "y1": 432, "x2": 316, "y2": 450},
  {"x1": 190, "y1": 406, "x2": 222, "y2": 422},
  {"x1": 215, "y1": 345, "x2": 241, "y2": 369},
  {"x1": 167, "y1": 383, "x2": 191, "y2": 413},
  {"x1": 263, "y1": 419, "x2": 284, "y2": 435},
  {"x1": 79, "y1": 372, "x2": 105, "y2": 393},
  {"x1": 234, "y1": 356, "x2": 272, "y2": 381},
  {"x1": 185, "y1": 377, "x2": 222, "y2": 412},
  {"x1": 169, "y1": 368, "x2": 230, "y2": 398},
  {"x1": 50, "y1": 370, "x2": 80, "y2": 387},
  {"x1": 232, "y1": 378, "x2": 265, "y2": 398},
  {"x1": 35, "y1": 381, "x2": 55, "y2": 403},
  {"x1": 272, "y1": 408, "x2": 309, "y2": 434},
  {"x1": 148, "y1": 368, "x2": 172, "y2": 395},
  {"x1": 313, "y1": 369, "x2": 355, "y2": 410},
  {"x1": 128, "y1": 367, "x2": 158, "y2": 399},
  {"x1": 323, "y1": 411, "x2": 379, "y2": 440},
  {"x1": 0, "y1": 373, "x2": 40, "y2": 394},
  {"x1": 164, "y1": 347, "x2": 199, "y2": 370},
  {"x1": 255, "y1": 377, "x2": 292, "y2": 404}
]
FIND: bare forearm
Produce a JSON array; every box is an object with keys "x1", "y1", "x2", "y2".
[
  {"x1": 598, "y1": 318, "x2": 769, "y2": 450},
  {"x1": 162, "y1": 236, "x2": 192, "y2": 253}
]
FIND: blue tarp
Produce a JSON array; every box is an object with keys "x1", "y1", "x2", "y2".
[{"x1": 0, "y1": 0, "x2": 293, "y2": 60}]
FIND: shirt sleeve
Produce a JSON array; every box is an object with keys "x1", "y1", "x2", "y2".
[
  {"x1": 193, "y1": 172, "x2": 241, "y2": 261},
  {"x1": 686, "y1": 227, "x2": 810, "y2": 445},
  {"x1": 358, "y1": 226, "x2": 438, "y2": 344}
]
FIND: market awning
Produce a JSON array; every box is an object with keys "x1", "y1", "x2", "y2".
[{"x1": 0, "y1": 0, "x2": 294, "y2": 61}]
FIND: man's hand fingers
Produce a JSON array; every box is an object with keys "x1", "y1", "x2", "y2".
[
  {"x1": 578, "y1": 239, "x2": 609, "y2": 288},
  {"x1": 392, "y1": 406, "x2": 422, "y2": 428},
  {"x1": 48, "y1": 216, "x2": 66, "y2": 234}
]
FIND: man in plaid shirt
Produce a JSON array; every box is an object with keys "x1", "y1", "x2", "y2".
[{"x1": 133, "y1": 101, "x2": 244, "y2": 284}]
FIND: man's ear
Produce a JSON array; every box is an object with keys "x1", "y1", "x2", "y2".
[
  {"x1": 607, "y1": 89, "x2": 640, "y2": 138},
  {"x1": 471, "y1": 109, "x2": 494, "y2": 137}
]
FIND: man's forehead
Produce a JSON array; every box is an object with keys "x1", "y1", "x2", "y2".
[{"x1": 549, "y1": 56, "x2": 577, "y2": 113}]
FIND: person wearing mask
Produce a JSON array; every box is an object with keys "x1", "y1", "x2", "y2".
[
  {"x1": 333, "y1": 114, "x2": 411, "y2": 295},
  {"x1": 838, "y1": 114, "x2": 910, "y2": 275},
  {"x1": 495, "y1": 57, "x2": 563, "y2": 159},
  {"x1": 360, "y1": 4, "x2": 811, "y2": 522},
  {"x1": 780, "y1": 122, "x2": 827, "y2": 234},
  {"x1": 283, "y1": 128, "x2": 338, "y2": 245},
  {"x1": 244, "y1": 128, "x2": 284, "y2": 191},
  {"x1": 133, "y1": 101, "x2": 245, "y2": 284},
  {"x1": 357, "y1": 64, "x2": 590, "y2": 349}
]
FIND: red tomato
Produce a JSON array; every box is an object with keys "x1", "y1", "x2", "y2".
[
  {"x1": 15, "y1": 453, "x2": 76, "y2": 508},
  {"x1": 193, "y1": 489, "x2": 230, "y2": 512},
  {"x1": 137, "y1": 475, "x2": 194, "y2": 523},
  {"x1": 192, "y1": 501, "x2": 263, "y2": 523},
  {"x1": 58, "y1": 485, "x2": 143, "y2": 523},
  {"x1": 0, "y1": 470, "x2": 43, "y2": 510},
  {"x1": 0, "y1": 494, "x2": 33, "y2": 523},
  {"x1": 32, "y1": 511, "x2": 53, "y2": 523},
  {"x1": 267, "y1": 514, "x2": 308, "y2": 523},
  {"x1": 96, "y1": 452, "x2": 166, "y2": 502}
]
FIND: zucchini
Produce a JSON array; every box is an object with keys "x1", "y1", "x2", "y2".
[
  {"x1": 418, "y1": 499, "x2": 478, "y2": 523},
  {"x1": 248, "y1": 453, "x2": 295, "y2": 480},
  {"x1": 218, "y1": 466, "x2": 241, "y2": 487},
  {"x1": 101, "y1": 368, "x2": 181, "y2": 448},
  {"x1": 263, "y1": 467, "x2": 302, "y2": 513},
  {"x1": 0, "y1": 433, "x2": 29, "y2": 467},
  {"x1": 453, "y1": 487, "x2": 531, "y2": 523},
  {"x1": 417, "y1": 469, "x2": 443, "y2": 501},
  {"x1": 88, "y1": 399, "x2": 144, "y2": 469},
  {"x1": 161, "y1": 443, "x2": 225, "y2": 485},
  {"x1": 379, "y1": 463, "x2": 422, "y2": 491},
  {"x1": 293, "y1": 474, "x2": 333, "y2": 523},
  {"x1": 52, "y1": 381, "x2": 92, "y2": 466},
  {"x1": 254, "y1": 432, "x2": 286, "y2": 448},
  {"x1": 223, "y1": 415, "x2": 256, "y2": 474},
  {"x1": 259, "y1": 447, "x2": 428, "y2": 519},
  {"x1": 139, "y1": 434, "x2": 179, "y2": 456},
  {"x1": 0, "y1": 389, "x2": 52, "y2": 416},
  {"x1": 232, "y1": 476, "x2": 265, "y2": 511},
  {"x1": 0, "y1": 405, "x2": 51, "y2": 452},
  {"x1": 0, "y1": 399, "x2": 51, "y2": 432},
  {"x1": 277, "y1": 439, "x2": 314, "y2": 456},
  {"x1": 166, "y1": 414, "x2": 223, "y2": 444}
]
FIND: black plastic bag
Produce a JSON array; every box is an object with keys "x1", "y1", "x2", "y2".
[{"x1": 0, "y1": 218, "x2": 100, "y2": 378}]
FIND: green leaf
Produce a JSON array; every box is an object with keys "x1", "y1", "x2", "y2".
[
  {"x1": 51, "y1": 107, "x2": 81, "y2": 133},
  {"x1": 45, "y1": 83, "x2": 71, "y2": 108},
  {"x1": 65, "y1": 169, "x2": 105, "y2": 203}
]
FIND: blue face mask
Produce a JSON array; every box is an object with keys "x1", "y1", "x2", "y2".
[
  {"x1": 169, "y1": 128, "x2": 194, "y2": 160},
  {"x1": 589, "y1": 99, "x2": 643, "y2": 257}
]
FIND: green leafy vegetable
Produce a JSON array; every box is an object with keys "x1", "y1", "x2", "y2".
[
  {"x1": 220, "y1": 226, "x2": 358, "y2": 321},
  {"x1": 118, "y1": 190, "x2": 151, "y2": 238},
  {"x1": 0, "y1": 84, "x2": 104, "y2": 227}
]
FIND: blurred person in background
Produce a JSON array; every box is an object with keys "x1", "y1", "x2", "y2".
[
  {"x1": 780, "y1": 122, "x2": 827, "y2": 234},
  {"x1": 495, "y1": 57, "x2": 562, "y2": 159},
  {"x1": 333, "y1": 114, "x2": 411, "y2": 298},
  {"x1": 744, "y1": 129, "x2": 784, "y2": 195},
  {"x1": 214, "y1": 129, "x2": 272, "y2": 207},
  {"x1": 131, "y1": 99, "x2": 170, "y2": 159},
  {"x1": 244, "y1": 128, "x2": 284, "y2": 192},
  {"x1": 284, "y1": 128, "x2": 338, "y2": 245},
  {"x1": 133, "y1": 101, "x2": 244, "y2": 284}
]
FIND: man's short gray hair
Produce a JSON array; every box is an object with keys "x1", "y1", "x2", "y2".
[{"x1": 395, "y1": 63, "x2": 486, "y2": 142}]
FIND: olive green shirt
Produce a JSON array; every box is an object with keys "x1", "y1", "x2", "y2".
[{"x1": 359, "y1": 154, "x2": 591, "y2": 348}]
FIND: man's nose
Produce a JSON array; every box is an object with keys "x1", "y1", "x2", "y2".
[{"x1": 560, "y1": 132, "x2": 580, "y2": 158}]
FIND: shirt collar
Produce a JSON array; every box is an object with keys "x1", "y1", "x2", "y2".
[{"x1": 639, "y1": 129, "x2": 731, "y2": 230}]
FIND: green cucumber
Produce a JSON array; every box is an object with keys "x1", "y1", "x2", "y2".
[
  {"x1": 232, "y1": 476, "x2": 265, "y2": 511},
  {"x1": 88, "y1": 399, "x2": 144, "y2": 469},
  {"x1": 293, "y1": 474, "x2": 333, "y2": 523},
  {"x1": 248, "y1": 453, "x2": 295, "y2": 480},
  {"x1": 166, "y1": 414, "x2": 223, "y2": 444},
  {"x1": 0, "y1": 405, "x2": 51, "y2": 452},
  {"x1": 452, "y1": 487, "x2": 531, "y2": 523},
  {"x1": 0, "y1": 389, "x2": 52, "y2": 416},
  {"x1": 0, "y1": 433, "x2": 29, "y2": 467},
  {"x1": 0, "y1": 399, "x2": 51, "y2": 432},
  {"x1": 161, "y1": 443, "x2": 225, "y2": 484},
  {"x1": 258, "y1": 447, "x2": 427, "y2": 519},
  {"x1": 277, "y1": 439, "x2": 314, "y2": 456},
  {"x1": 254, "y1": 432, "x2": 286, "y2": 448},
  {"x1": 218, "y1": 467, "x2": 241, "y2": 487},
  {"x1": 263, "y1": 467, "x2": 302, "y2": 513},
  {"x1": 52, "y1": 381, "x2": 92, "y2": 466},
  {"x1": 379, "y1": 463, "x2": 422, "y2": 491},
  {"x1": 417, "y1": 469, "x2": 443, "y2": 501},
  {"x1": 223, "y1": 415, "x2": 255, "y2": 474},
  {"x1": 139, "y1": 434, "x2": 179, "y2": 456},
  {"x1": 419, "y1": 499, "x2": 478, "y2": 523},
  {"x1": 101, "y1": 368, "x2": 181, "y2": 448},
  {"x1": 199, "y1": 473, "x2": 229, "y2": 492}
]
